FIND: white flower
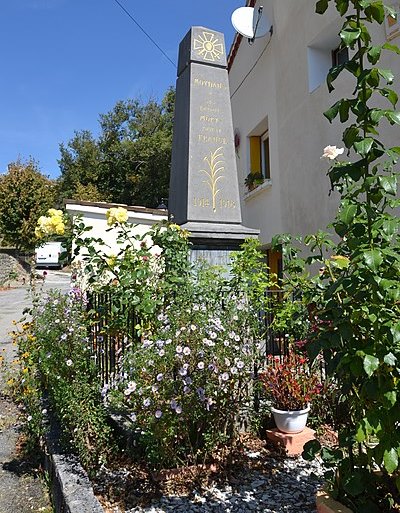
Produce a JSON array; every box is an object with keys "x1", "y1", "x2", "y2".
[
  {"x1": 41, "y1": 409, "x2": 47, "y2": 415},
  {"x1": 142, "y1": 234, "x2": 154, "y2": 249},
  {"x1": 321, "y1": 145, "x2": 344, "y2": 160},
  {"x1": 155, "y1": 409, "x2": 162, "y2": 418},
  {"x1": 27, "y1": 415, "x2": 32, "y2": 422},
  {"x1": 176, "y1": 345, "x2": 183, "y2": 354},
  {"x1": 198, "y1": 362, "x2": 205, "y2": 370},
  {"x1": 149, "y1": 244, "x2": 163, "y2": 257},
  {"x1": 175, "y1": 405, "x2": 182, "y2": 414},
  {"x1": 156, "y1": 373, "x2": 163, "y2": 381},
  {"x1": 124, "y1": 381, "x2": 137, "y2": 396},
  {"x1": 128, "y1": 413, "x2": 137, "y2": 423},
  {"x1": 183, "y1": 346, "x2": 191, "y2": 355},
  {"x1": 66, "y1": 359, "x2": 73, "y2": 367}
]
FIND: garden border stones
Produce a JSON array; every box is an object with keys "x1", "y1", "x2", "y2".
[{"x1": 43, "y1": 408, "x2": 104, "y2": 513}]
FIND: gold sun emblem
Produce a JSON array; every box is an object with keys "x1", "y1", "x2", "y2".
[{"x1": 193, "y1": 31, "x2": 224, "y2": 62}]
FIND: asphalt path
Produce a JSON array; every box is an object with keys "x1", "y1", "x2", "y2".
[{"x1": 0, "y1": 271, "x2": 71, "y2": 513}]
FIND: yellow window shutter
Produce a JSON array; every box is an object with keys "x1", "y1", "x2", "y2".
[{"x1": 249, "y1": 136, "x2": 261, "y2": 174}]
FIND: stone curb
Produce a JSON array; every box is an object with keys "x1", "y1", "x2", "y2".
[
  {"x1": 316, "y1": 490, "x2": 353, "y2": 513},
  {"x1": 43, "y1": 410, "x2": 104, "y2": 513}
]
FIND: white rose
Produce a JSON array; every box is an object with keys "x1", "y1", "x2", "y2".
[
  {"x1": 142, "y1": 234, "x2": 154, "y2": 249},
  {"x1": 321, "y1": 145, "x2": 344, "y2": 160},
  {"x1": 149, "y1": 245, "x2": 163, "y2": 257}
]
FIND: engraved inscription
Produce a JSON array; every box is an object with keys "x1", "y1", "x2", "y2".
[
  {"x1": 200, "y1": 147, "x2": 225, "y2": 213},
  {"x1": 193, "y1": 197, "x2": 210, "y2": 208}
]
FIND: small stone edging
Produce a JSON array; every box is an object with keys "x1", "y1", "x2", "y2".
[
  {"x1": 43, "y1": 410, "x2": 104, "y2": 513},
  {"x1": 316, "y1": 489, "x2": 353, "y2": 513}
]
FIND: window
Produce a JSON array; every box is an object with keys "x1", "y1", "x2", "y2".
[
  {"x1": 332, "y1": 45, "x2": 349, "y2": 67},
  {"x1": 249, "y1": 130, "x2": 270, "y2": 180}
]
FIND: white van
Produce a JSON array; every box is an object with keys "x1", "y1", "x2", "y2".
[{"x1": 35, "y1": 241, "x2": 65, "y2": 269}]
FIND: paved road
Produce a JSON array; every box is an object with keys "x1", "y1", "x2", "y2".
[{"x1": 0, "y1": 271, "x2": 70, "y2": 513}]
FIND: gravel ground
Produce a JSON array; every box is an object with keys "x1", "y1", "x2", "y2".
[{"x1": 96, "y1": 448, "x2": 324, "y2": 513}]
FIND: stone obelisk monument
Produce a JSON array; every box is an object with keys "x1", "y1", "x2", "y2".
[{"x1": 169, "y1": 27, "x2": 258, "y2": 265}]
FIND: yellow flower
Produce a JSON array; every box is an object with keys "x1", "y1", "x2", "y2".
[
  {"x1": 106, "y1": 207, "x2": 128, "y2": 226},
  {"x1": 22, "y1": 368, "x2": 29, "y2": 374},
  {"x1": 48, "y1": 208, "x2": 63, "y2": 217}
]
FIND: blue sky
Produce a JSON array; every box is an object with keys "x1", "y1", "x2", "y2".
[{"x1": 0, "y1": 0, "x2": 242, "y2": 178}]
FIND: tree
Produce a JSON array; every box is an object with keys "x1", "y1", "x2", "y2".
[
  {"x1": 0, "y1": 159, "x2": 56, "y2": 251},
  {"x1": 57, "y1": 88, "x2": 175, "y2": 208}
]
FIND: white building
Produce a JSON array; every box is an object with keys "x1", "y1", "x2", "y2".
[
  {"x1": 228, "y1": 0, "x2": 400, "y2": 276},
  {"x1": 65, "y1": 200, "x2": 167, "y2": 259}
]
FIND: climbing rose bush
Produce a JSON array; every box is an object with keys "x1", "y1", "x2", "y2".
[{"x1": 35, "y1": 208, "x2": 66, "y2": 238}]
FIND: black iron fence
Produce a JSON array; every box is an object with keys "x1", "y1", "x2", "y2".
[
  {"x1": 87, "y1": 289, "x2": 294, "y2": 387},
  {"x1": 87, "y1": 292, "x2": 139, "y2": 386}
]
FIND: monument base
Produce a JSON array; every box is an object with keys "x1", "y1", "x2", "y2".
[
  {"x1": 181, "y1": 221, "x2": 259, "y2": 241},
  {"x1": 183, "y1": 221, "x2": 259, "y2": 268}
]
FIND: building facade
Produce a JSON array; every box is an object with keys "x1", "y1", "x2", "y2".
[{"x1": 228, "y1": 0, "x2": 400, "y2": 274}]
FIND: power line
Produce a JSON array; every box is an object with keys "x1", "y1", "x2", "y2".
[{"x1": 112, "y1": 0, "x2": 176, "y2": 69}]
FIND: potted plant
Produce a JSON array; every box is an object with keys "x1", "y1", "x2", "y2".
[
  {"x1": 244, "y1": 172, "x2": 264, "y2": 191},
  {"x1": 260, "y1": 351, "x2": 321, "y2": 434}
]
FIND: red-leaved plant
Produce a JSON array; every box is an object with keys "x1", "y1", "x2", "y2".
[{"x1": 260, "y1": 351, "x2": 321, "y2": 411}]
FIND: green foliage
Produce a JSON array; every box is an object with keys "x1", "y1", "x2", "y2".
[
  {"x1": 11, "y1": 290, "x2": 112, "y2": 472},
  {"x1": 286, "y1": 2, "x2": 400, "y2": 510},
  {"x1": 57, "y1": 88, "x2": 175, "y2": 208},
  {"x1": 0, "y1": 159, "x2": 56, "y2": 251},
  {"x1": 73, "y1": 213, "x2": 274, "y2": 469}
]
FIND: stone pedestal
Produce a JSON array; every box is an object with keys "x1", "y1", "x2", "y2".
[{"x1": 266, "y1": 427, "x2": 316, "y2": 456}]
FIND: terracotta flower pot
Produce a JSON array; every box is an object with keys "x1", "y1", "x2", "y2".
[{"x1": 271, "y1": 405, "x2": 310, "y2": 434}]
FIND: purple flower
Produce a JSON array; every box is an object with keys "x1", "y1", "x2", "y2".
[
  {"x1": 156, "y1": 373, "x2": 163, "y2": 381},
  {"x1": 170, "y1": 399, "x2": 177, "y2": 410},
  {"x1": 155, "y1": 409, "x2": 162, "y2": 418},
  {"x1": 143, "y1": 398, "x2": 151, "y2": 407},
  {"x1": 179, "y1": 367, "x2": 187, "y2": 376}
]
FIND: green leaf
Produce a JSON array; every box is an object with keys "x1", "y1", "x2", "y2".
[
  {"x1": 367, "y1": 45, "x2": 381, "y2": 64},
  {"x1": 316, "y1": 0, "x2": 329, "y2": 13},
  {"x1": 339, "y1": 203, "x2": 357, "y2": 225},
  {"x1": 386, "y1": 111, "x2": 400, "y2": 124},
  {"x1": 379, "y1": 175, "x2": 397, "y2": 195},
  {"x1": 378, "y1": 68, "x2": 394, "y2": 84},
  {"x1": 368, "y1": 3, "x2": 386, "y2": 24},
  {"x1": 340, "y1": 27, "x2": 362, "y2": 47},
  {"x1": 354, "y1": 138, "x2": 374, "y2": 156},
  {"x1": 391, "y1": 322, "x2": 400, "y2": 344},
  {"x1": 343, "y1": 126, "x2": 360, "y2": 148},
  {"x1": 363, "y1": 249, "x2": 383, "y2": 271},
  {"x1": 383, "y1": 448, "x2": 398, "y2": 474},
  {"x1": 324, "y1": 101, "x2": 341, "y2": 123},
  {"x1": 335, "y1": 0, "x2": 349, "y2": 15},
  {"x1": 363, "y1": 354, "x2": 379, "y2": 377},
  {"x1": 370, "y1": 109, "x2": 387, "y2": 123},
  {"x1": 384, "y1": 391, "x2": 397, "y2": 407},
  {"x1": 379, "y1": 87, "x2": 398, "y2": 107},
  {"x1": 383, "y1": 42, "x2": 400, "y2": 55},
  {"x1": 302, "y1": 439, "x2": 321, "y2": 460}
]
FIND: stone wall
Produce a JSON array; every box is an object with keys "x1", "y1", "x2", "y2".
[{"x1": 0, "y1": 250, "x2": 30, "y2": 287}]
